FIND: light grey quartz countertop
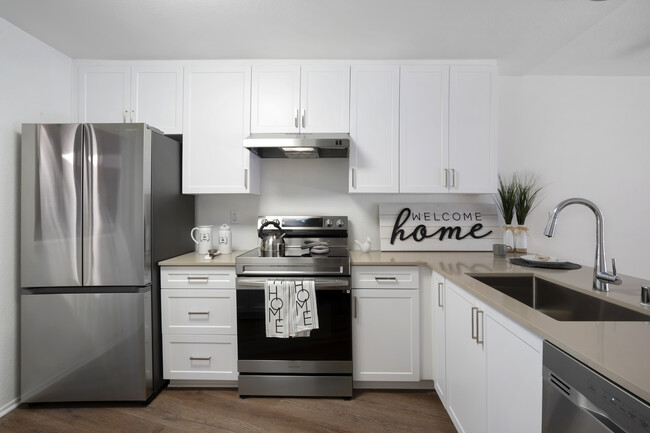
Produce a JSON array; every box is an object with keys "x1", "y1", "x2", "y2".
[{"x1": 159, "y1": 251, "x2": 247, "y2": 266}]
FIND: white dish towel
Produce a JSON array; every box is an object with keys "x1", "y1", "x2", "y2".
[{"x1": 265, "y1": 280, "x2": 319, "y2": 338}]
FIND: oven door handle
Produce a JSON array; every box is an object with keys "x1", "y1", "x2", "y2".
[{"x1": 236, "y1": 278, "x2": 350, "y2": 290}]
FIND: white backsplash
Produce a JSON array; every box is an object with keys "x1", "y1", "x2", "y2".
[{"x1": 196, "y1": 158, "x2": 493, "y2": 251}]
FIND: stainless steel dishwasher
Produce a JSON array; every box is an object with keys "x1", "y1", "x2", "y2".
[{"x1": 543, "y1": 341, "x2": 650, "y2": 433}]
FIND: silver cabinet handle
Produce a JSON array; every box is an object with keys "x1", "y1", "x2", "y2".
[
  {"x1": 301, "y1": 109, "x2": 306, "y2": 128},
  {"x1": 351, "y1": 168, "x2": 357, "y2": 189},
  {"x1": 189, "y1": 356, "x2": 212, "y2": 361},
  {"x1": 354, "y1": 296, "x2": 358, "y2": 319},
  {"x1": 476, "y1": 310, "x2": 484, "y2": 344},
  {"x1": 187, "y1": 276, "x2": 209, "y2": 282},
  {"x1": 437, "y1": 283, "x2": 444, "y2": 308},
  {"x1": 188, "y1": 311, "x2": 210, "y2": 315},
  {"x1": 123, "y1": 110, "x2": 128, "y2": 123},
  {"x1": 471, "y1": 307, "x2": 478, "y2": 340},
  {"x1": 375, "y1": 276, "x2": 398, "y2": 282},
  {"x1": 130, "y1": 110, "x2": 134, "y2": 123},
  {"x1": 295, "y1": 109, "x2": 299, "y2": 128},
  {"x1": 443, "y1": 168, "x2": 448, "y2": 187},
  {"x1": 244, "y1": 168, "x2": 248, "y2": 190},
  {"x1": 451, "y1": 169, "x2": 456, "y2": 188}
]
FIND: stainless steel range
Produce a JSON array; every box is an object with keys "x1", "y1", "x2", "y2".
[{"x1": 235, "y1": 216, "x2": 352, "y2": 398}]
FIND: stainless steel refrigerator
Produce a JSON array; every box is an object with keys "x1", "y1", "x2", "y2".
[{"x1": 20, "y1": 123, "x2": 195, "y2": 403}]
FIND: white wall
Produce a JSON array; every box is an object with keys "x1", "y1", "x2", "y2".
[
  {"x1": 0, "y1": 18, "x2": 72, "y2": 415},
  {"x1": 499, "y1": 75, "x2": 650, "y2": 280}
]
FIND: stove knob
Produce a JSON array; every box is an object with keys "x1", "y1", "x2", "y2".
[
  {"x1": 336, "y1": 219, "x2": 344, "y2": 227},
  {"x1": 325, "y1": 219, "x2": 333, "y2": 227}
]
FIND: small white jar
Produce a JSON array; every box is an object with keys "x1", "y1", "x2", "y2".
[{"x1": 218, "y1": 224, "x2": 232, "y2": 254}]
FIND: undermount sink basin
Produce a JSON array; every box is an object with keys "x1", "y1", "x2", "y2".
[{"x1": 469, "y1": 274, "x2": 650, "y2": 322}]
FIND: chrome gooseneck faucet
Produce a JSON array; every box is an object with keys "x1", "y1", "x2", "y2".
[{"x1": 544, "y1": 198, "x2": 622, "y2": 292}]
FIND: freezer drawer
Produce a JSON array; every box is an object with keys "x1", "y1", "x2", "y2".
[{"x1": 21, "y1": 287, "x2": 153, "y2": 403}]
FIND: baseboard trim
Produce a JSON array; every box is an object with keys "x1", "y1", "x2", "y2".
[
  {"x1": 353, "y1": 380, "x2": 435, "y2": 390},
  {"x1": 0, "y1": 396, "x2": 21, "y2": 418},
  {"x1": 167, "y1": 380, "x2": 238, "y2": 388}
]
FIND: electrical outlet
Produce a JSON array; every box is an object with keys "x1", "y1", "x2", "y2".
[{"x1": 230, "y1": 210, "x2": 240, "y2": 224}]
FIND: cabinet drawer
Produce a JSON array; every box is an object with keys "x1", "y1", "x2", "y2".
[
  {"x1": 162, "y1": 289, "x2": 236, "y2": 334},
  {"x1": 352, "y1": 266, "x2": 419, "y2": 289},
  {"x1": 161, "y1": 267, "x2": 236, "y2": 289},
  {"x1": 163, "y1": 334, "x2": 237, "y2": 380}
]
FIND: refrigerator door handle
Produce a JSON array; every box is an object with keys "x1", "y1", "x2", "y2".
[{"x1": 82, "y1": 124, "x2": 93, "y2": 285}]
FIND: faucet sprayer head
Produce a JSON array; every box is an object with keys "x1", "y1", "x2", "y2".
[{"x1": 544, "y1": 214, "x2": 558, "y2": 237}]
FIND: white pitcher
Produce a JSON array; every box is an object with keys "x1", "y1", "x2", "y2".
[{"x1": 191, "y1": 225, "x2": 213, "y2": 255}]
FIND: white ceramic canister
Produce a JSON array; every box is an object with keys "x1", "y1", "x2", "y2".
[
  {"x1": 218, "y1": 224, "x2": 232, "y2": 254},
  {"x1": 191, "y1": 225, "x2": 213, "y2": 255}
]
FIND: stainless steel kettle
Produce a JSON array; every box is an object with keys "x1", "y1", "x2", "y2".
[{"x1": 258, "y1": 219, "x2": 286, "y2": 256}]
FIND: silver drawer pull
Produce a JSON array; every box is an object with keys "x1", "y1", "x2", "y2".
[
  {"x1": 187, "y1": 276, "x2": 209, "y2": 282},
  {"x1": 189, "y1": 356, "x2": 212, "y2": 361},
  {"x1": 375, "y1": 276, "x2": 398, "y2": 282},
  {"x1": 188, "y1": 311, "x2": 210, "y2": 315}
]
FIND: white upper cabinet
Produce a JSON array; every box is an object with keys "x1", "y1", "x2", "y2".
[
  {"x1": 399, "y1": 65, "x2": 450, "y2": 193},
  {"x1": 78, "y1": 65, "x2": 130, "y2": 124},
  {"x1": 131, "y1": 65, "x2": 183, "y2": 134},
  {"x1": 182, "y1": 65, "x2": 259, "y2": 194},
  {"x1": 251, "y1": 64, "x2": 350, "y2": 133},
  {"x1": 78, "y1": 64, "x2": 183, "y2": 134},
  {"x1": 251, "y1": 65, "x2": 301, "y2": 133},
  {"x1": 349, "y1": 65, "x2": 400, "y2": 193},
  {"x1": 350, "y1": 62, "x2": 497, "y2": 194},
  {"x1": 300, "y1": 65, "x2": 350, "y2": 133},
  {"x1": 448, "y1": 64, "x2": 498, "y2": 193}
]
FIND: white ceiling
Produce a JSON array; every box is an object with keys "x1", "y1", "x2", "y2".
[{"x1": 1, "y1": 0, "x2": 648, "y2": 75}]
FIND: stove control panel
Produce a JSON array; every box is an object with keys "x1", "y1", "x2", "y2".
[{"x1": 258, "y1": 216, "x2": 348, "y2": 231}]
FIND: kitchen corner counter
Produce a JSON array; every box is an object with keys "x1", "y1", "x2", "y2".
[
  {"x1": 158, "y1": 251, "x2": 247, "y2": 267},
  {"x1": 351, "y1": 250, "x2": 650, "y2": 404}
]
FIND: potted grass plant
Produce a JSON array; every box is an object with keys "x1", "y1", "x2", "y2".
[
  {"x1": 513, "y1": 173, "x2": 543, "y2": 253},
  {"x1": 495, "y1": 174, "x2": 517, "y2": 251}
]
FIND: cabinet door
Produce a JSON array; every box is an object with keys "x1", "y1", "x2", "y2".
[
  {"x1": 486, "y1": 308, "x2": 542, "y2": 433},
  {"x1": 352, "y1": 288, "x2": 419, "y2": 381},
  {"x1": 78, "y1": 65, "x2": 130, "y2": 123},
  {"x1": 431, "y1": 271, "x2": 447, "y2": 407},
  {"x1": 399, "y1": 65, "x2": 449, "y2": 193},
  {"x1": 349, "y1": 65, "x2": 400, "y2": 193},
  {"x1": 300, "y1": 65, "x2": 350, "y2": 133},
  {"x1": 446, "y1": 282, "x2": 486, "y2": 433},
  {"x1": 131, "y1": 65, "x2": 183, "y2": 134},
  {"x1": 183, "y1": 65, "x2": 259, "y2": 194},
  {"x1": 251, "y1": 65, "x2": 301, "y2": 133},
  {"x1": 448, "y1": 65, "x2": 497, "y2": 193}
]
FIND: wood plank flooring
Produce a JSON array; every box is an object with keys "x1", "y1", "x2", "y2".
[{"x1": 0, "y1": 388, "x2": 456, "y2": 433}]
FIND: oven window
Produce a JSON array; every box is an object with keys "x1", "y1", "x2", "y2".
[{"x1": 237, "y1": 289, "x2": 352, "y2": 361}]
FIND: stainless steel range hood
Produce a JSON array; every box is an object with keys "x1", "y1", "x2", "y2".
[{"x1": 244, "y1": 133, "x2": 349, "y2": 158}]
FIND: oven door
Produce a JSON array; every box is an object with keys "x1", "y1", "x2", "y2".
[{"x1": 236, "y1": 277, "x2": 352, "y2": 374}]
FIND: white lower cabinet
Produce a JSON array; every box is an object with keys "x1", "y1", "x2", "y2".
[
  {"x1": 161, "y1": 266, "x2": 238, "y2": 382},
  {"x1": 352, "y1": 266, "x2": 420, "y2": 382},
  {"x1": 485, "y1": 308, "x2": 543, "y2": 433},
  {"x1": 444, "y1": 279, "x2": 542, "y2": 433},
  {"x1": 446, "y1": 281, "x2": 486, "y2": 433},
  {"x1": 431, "y1": 270, "x2": 447, "y2": 406}
]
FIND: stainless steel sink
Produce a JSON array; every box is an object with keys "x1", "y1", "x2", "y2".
[{"x1": 469, "y1": 274, "x2": 650, "y2": 322}]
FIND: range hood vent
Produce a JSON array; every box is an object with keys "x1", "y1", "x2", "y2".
[{"x1": 244, "y1": 133, "x2": 349, "y2": 159}]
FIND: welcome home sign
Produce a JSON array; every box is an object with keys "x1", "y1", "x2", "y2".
[{"x1": 379, "y1": 203, "x2": 500, "y2": 251}]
